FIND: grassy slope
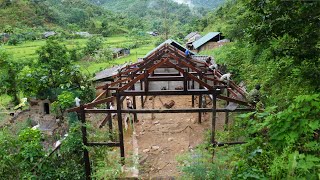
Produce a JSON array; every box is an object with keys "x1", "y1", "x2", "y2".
[
  {"x1": 2, "y1": 35, "x2": 156, "y2": 73},
  {"x1": 81, "y1": 44, "x2": 155, "y2": 73},
  {"x1": 0, "y1": 1, "x2": 43, "y2": 29}
]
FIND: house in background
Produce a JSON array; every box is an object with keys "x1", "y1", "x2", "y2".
[
  {"x1": 75, "y1": 32, "x2": 92, "y2": 38},
  {"x1": 147, "y1": 31, "x2": 159, "y2": 36},
  {"x1": 191, "y1": 32, "x2": 225, "y2": 52},
  {"x1": 184, "y1": 32, "x2": 202, "y2": 49},
  {"x1": 92, "y1": 64, "x2": 128, "y2": 96},
  {"x1": 111, "y1": 48, "x2": 130, "y2": 59},
  {"x1": 43, "y1": 31, "x2": 56, "y2": 39}
]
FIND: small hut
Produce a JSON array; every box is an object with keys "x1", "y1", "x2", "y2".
[
  {"x1": 43, "y1": 31, "x2": 56, "y2": 38},
  {"x1": 111, "y1": 48, "x2": 130, "y2": 58},
  {"x1": 191, "y1": 32, "x2": 225, "y2": 52}
]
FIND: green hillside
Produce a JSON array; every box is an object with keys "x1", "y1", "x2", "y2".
[
  {"x1": 0, "y1": 0, "x2": 127, "y2": 34},
  {"x1": 93, "y1": 0, "x2": 208, "y2": 35}
]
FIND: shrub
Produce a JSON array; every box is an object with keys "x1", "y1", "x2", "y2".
[{"x1": 83, "y1": 36, "x2": 103, "y2": 55}]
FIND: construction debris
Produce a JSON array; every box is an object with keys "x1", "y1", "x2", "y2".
[{"x1": 164, "y1": 100, "x2": 175, "y2": 109}]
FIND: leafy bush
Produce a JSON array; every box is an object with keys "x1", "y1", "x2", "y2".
[
  {"x1": 7, "y1": 34, "x2": 24, "y2": 45},
  {"x1": 19, "y1": 39, "x2": 94, "y2": 102},
  {"x1": 83, "y1": 36, "x2": 103, "y2": 55},
  {"x1": 0, "y1": 127, "x2": 44, "y2": 179},
  {"x1": 69, "y1": 45, "x2": 84, "y2": 62},
  {"x1": 94, "y1": 48, "x2": 113, "y2": 62},
  {"x1": 51, "y1": 91, "x2": 75, "y2": 123},
  {"x1": 177, "y1": 142, "x2": 237, "y2": 180},
  {"x1": 233, "y1": 94, "x2": 320, "y2": 179}
]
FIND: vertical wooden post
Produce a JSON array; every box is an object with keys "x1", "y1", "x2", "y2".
[
  {"x1": 198, "y1": 95, "x2": 202, "y2": 124},
  {"x1": 80, "y1": 105, "x2": 91, "y2": 180},
  {"x1": 192, "y1": 95, "x2": 195, "y2": 107},
  {"x1": 211, "y1": 91, "x2": 217, "y2": 146},
  {"x1": 116, "y1": 92, "x2": 125, "y2": 164},
  {"x1": 140, "y1": 80, "x2": 144, "y2": 108},
  {"x1": 198, "y1": 75, "x2": 203, "y2": 124},
  {"x1": 133, "y1": 96, "x2": 137, "y2": 122},
  {"x1": 131, "y1": 77, "x2": 138, "y2": 123},
  {"x1": 187, "y1": 67, "x2": 190, "y2": 89},
  {"x1": 183, "y1": 71, "x2": 188, "y2": 92},
  {"x1": 191, "y1": 80, "x2": 195, "y2": 107},
  {"x1": 144, "y1": 70, "x2": 149, "y2": 92},
  {"x1": 225, "y1": 90, "x2": 230, "y2": 130},
  {"x1": 151, "y1": 96, "x2": 155, "y2": 120},
  {"x1": 106, "y1": 87, "x2": 113, "y2": 140}
]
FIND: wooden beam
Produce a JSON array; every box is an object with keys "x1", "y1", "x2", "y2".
[
  {"x1": 67, "y1": 97, "x2": 115, "y2": 112},
  {"x1": 118, "y1": 73, "x2": 145, "y2": 91},
  {"x1": 92, "y1": 89, "x2": 107, "y2": 102},
  {"x1": 217, "y1": 95, "x2": 249, "y2": 106},
  {"x1": 80, "y1": 105, "x2": 91, "y2": 180},
  {"x1": 115, "y1": 89, "x2": 213, "y2": 96},
  {"x1": 86, "y1": 142, "x2": 120, "y2": 147},
  {"x1": 96, "y1": 78, "x2": 130, "y2": 90},
  {"x1": 147, "y1": 58, "x2": 169, "y2": 74},
  {"x1": 187, "y1": 73, "x2": 213, "y2": 90},
  {"x1": 164, "y1": 61, "x2": 185, "y2": 74},
  {"x1": 84, "y1": 108, "x2": 253, "y2": 114},
  {"x1": 116, "y1": 93, "x2": 125, "y2": 164}
]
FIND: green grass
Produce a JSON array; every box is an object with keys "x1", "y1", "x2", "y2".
[
  {"x1": 80, "y1": 43, "x2": 156, "y2": 74},
  {"x1": 2, "y1": 39, "x2": 88, "y2": 61},
  {"x1": 2, "y1": 36, "x2": 156, "y2": 75},
  {"x1": 2, "y1": 36, "x2": 152, "y2": 62}
]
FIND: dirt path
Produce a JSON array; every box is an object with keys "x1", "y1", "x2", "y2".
[{"x1": 123, "y1": 95, "x2": 226, "y2": 179}]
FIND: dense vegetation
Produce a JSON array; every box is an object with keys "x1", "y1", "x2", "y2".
[
  {"x1": 180, "y1": 0, "x2": 320, "y2": 179},
  {"x1": 0, "y1": 0, "x2": 218, "y2": 40}
]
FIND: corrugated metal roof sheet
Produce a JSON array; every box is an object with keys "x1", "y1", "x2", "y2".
[
  {"x1": 110, "y1": 48, "x2": 124, "y2": 53},
  {"x1": 184, "y1": 32, "x2": 199, "y2": 40},
  {"x1": 93, "y1": 64, "x2": 124, "y2": 82},
  {"x1": 192, "y1": 32, "x2": 221, "y2": 49}
]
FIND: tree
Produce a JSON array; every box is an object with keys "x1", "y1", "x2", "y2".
[
  {"x1": 51, "y1": 91, "x2": 75, "y2": 124},
  {"x1": 83, "y1": 36, "x2": 103, "y2": 55},
  {"x1": 19, "y1": 39, "x2": 94, "y2": 101},
  {"x1": 0, "y1": 48, "x2": 21, "y2": 105},
  {"x1": 3, "y1": 25, "x2": 13, "y2": 34}
]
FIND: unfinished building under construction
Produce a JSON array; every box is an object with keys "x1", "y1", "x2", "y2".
[{"x1": 68, "y1": 39, "x2": 253, "y2": 179}]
